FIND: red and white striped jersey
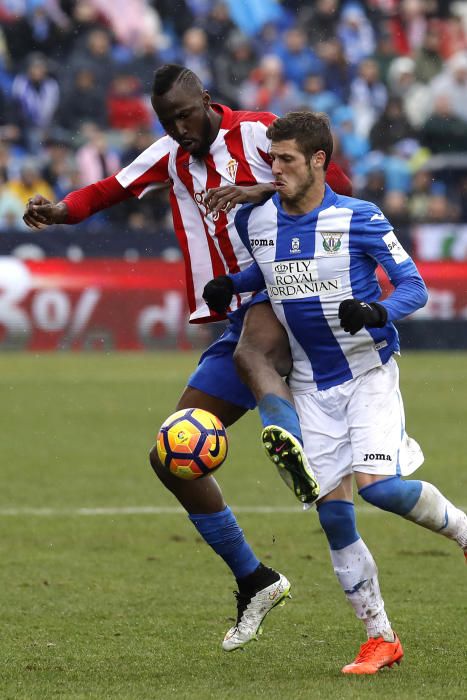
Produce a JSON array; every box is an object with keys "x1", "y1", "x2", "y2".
[{"x1": 116, "y1": 105, "x2": 279, "y2": 322}]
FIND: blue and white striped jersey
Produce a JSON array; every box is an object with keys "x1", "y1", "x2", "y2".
[{"x1": 231, "y1": 185, "x2": 428, "y2": 392}]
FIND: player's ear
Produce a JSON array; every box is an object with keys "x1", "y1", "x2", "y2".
[
  {"x1": 312, "y1": 150, "x2": 326, "y2": 167},
  {"x1": 202, "y1": 91, "x2": 211, "y2": 109}
]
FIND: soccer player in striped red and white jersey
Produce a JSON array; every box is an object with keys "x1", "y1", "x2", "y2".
[{"x1": 23, "y1": 65, "x2": 352, "y2": 651}]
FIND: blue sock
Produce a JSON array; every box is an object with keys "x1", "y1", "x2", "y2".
[
  {"x1": 317, "y1": 500, "x2": 360, "y2": 550},
  {"x1": 258, "y1": 393, "x2": 303, "y2": 444},
  {"x1": 189, "y1": 506, "x2": 260, "y2": 579},
  {"x1": 359, "y1": 476, "x2": 422, "y2": 515}
]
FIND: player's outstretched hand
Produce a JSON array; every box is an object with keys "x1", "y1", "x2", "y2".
[
  {"x1": 203, "y1": 275, "x2": 234, "y2": 314},
  {"x1": 23, "y1": 195, "x2": 68, "y2": 229},
  {"x1": 204, "y1": 183, "x2": 275, "y2": 215},
  {"x1": 338, "y1": 298, "x2": 388, "y2": 335}
]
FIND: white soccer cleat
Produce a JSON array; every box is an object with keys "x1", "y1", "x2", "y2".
[{"x1": 222, "y1": 572, "x2": 291, "y2": 651}]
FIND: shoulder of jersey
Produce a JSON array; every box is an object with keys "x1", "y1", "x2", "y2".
[
  {"x1": 333, "y1": 193, "x2": 388, "y2": 223},
  {"x1": 234, "y1": 194, "x2": 275, "y2": 226},
  {"x1": 235, "y1": 198, "x2": 264, "y2": 220},
  {"x1": 228, "y1": 110, "x2": 277, "y2": 129},
  {"x1": 357, "y1": 199, "x2": 389, "y2": 225},
  {"x1": 153, "y1": 133, "x2": 179, "y2": 154}
]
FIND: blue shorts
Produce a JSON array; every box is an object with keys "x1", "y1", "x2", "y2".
[{"x1": 187, "y1": 293, "x2": 268, "y2": 410}]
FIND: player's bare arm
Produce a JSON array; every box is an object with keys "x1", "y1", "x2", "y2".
[
  {"x1": 23, "y1": 195, "x2": 68, "y2": 229},
  {"x1": 204, "y1": 183, "x2": 275, "y2": 214}
]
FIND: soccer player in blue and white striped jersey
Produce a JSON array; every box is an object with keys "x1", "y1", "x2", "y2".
[{"x1": 203, "y1": 111, "x2": 467, "y2": 674}]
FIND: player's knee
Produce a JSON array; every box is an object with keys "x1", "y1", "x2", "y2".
[
  {"x1": 358, "y1": 476, "x2": 422, "y2": 515},
  {"x1": 266, "y1": 341, "x2": 292, "y2": 377},
  {"x1": 149, "y1": 446, "x2": 179, "y2": 490},
  {"x1": 233, "y1": 341, "x2": 260, "y2": 382},
  {"x1": 235, "y1": 335, "x2": 291, "y2": 377},
  {"x1": 241, "y1": 302, "x2": 292, "y2": 375},
  {"x1": 266, "y1": 328, "x2": 293, "y2": 376},
  {"x1": 233, "y1": 338, "x2": 291, "y2": 381},
  {"x1": 149, "y1": 444, "x2": 166, "y2": 480},
  {"x1": 317, "y1": 500, "x2": 360, "y2": 550},
  {"x1": 235, "y1": 304, "x2": 292, "y2": 379}
]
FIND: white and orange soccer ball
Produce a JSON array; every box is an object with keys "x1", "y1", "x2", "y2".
[{"x1": 156, "y1": 408, "x2": 228, "y2": 480}]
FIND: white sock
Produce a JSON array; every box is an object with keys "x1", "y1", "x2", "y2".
[
  {"x1": 365, "y1": 611, "x2": 395, "y2": 641},
  {"x1": 330, "y1": 538, "x2": 393, "y2": 639},
  {"x1": 404, "y1": 482, "x2": 467, "y2": 547}
]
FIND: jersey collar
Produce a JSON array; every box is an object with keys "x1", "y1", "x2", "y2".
[
  {"x1": 272, "y1": 183, "x2": 338, "y2": 218},
  {"x1": 212, "y1": 103, "x2": 233, "y2": 129}
]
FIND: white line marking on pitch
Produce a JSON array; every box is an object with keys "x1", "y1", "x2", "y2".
[
  {"x1": 4, "y1": 504, "x2": 465, "y2": 517},
  {"x1": 1, "y1": 506, "x2": 305, "y2": 517}
]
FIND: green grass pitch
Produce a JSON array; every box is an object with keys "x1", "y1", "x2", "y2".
[{"x1": 1, "y1": 351, "x2": 466, "y2": 699}]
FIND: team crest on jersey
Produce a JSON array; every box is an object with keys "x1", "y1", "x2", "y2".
[
  {"x1": 320, "y1": 232, "x2": 343, "y2": 254},
  {"x1": 290, "y1": 237, "x2": 301, "y2": 254},
  {"x1": 226, "y1": 158, "x2": 238, "y2": 181}
]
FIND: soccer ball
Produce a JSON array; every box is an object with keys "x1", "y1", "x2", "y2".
[{"x1": 156, "y1": 408, "x2": 228, "y2": 480}]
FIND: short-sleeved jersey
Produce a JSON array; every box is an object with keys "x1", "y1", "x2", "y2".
[
  {"x1": 234, "y1": 185, "x2": 426, "y2": 392},
  {"x1": 115, "y1": 104, "x2": 351, "y2": 323},
  {"x1": 116, "y1": 104, "x2": 275, "y2": 323}
]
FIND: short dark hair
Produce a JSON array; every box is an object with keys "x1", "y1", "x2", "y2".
[
  {"x1": 266, "y1": 111, "x2": 333, "y2": 169},
  {"x1": 152, "y1": 64, "x2": 203, "y2": 97}
]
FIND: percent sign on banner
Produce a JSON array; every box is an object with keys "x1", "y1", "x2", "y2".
[{"x1": 0, "y1": 258, "x2": 193, "y2": 351}]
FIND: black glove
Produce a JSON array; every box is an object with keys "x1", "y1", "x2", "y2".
[
  {"x1": 338, "y1": 298, "x2": 388, "y2": 335},
  {"x1": 203, "y1": 275, "x2": 234, "y2": 313}
]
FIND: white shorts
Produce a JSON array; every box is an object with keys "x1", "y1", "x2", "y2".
[{"x1": 293, "y1": 357, "x2": 424, "y2": 500}]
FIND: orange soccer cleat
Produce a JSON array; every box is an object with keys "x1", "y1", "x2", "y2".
[{"x1": 341, "y1": 634, "x2": 404, "y2": 675}]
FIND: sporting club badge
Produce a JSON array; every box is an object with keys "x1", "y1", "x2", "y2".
[
  {"x1": 320, "y1": 231, "x2": 343, "y2": 254},
  {"x1": 226, "y1": 158, "x2": 238, "y2": 181}
]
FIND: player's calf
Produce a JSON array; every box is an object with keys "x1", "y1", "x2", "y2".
[
  {"x1": 149, "y1": 444, "x2": 173, "y2": 485},
  {"x1": 318, "y1": 500, "x2": 395, "y2": 642},
  {"x1": 359, "y1": 477, "x2": 467, "y2": 557},
  {"x1": 151, "y1": 445, "x2": 294, "y2": 647}
]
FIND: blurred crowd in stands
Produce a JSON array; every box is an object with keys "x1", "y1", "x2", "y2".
[{"x1": 0, "y1": 0, "x2": 467, "y2": 258}]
